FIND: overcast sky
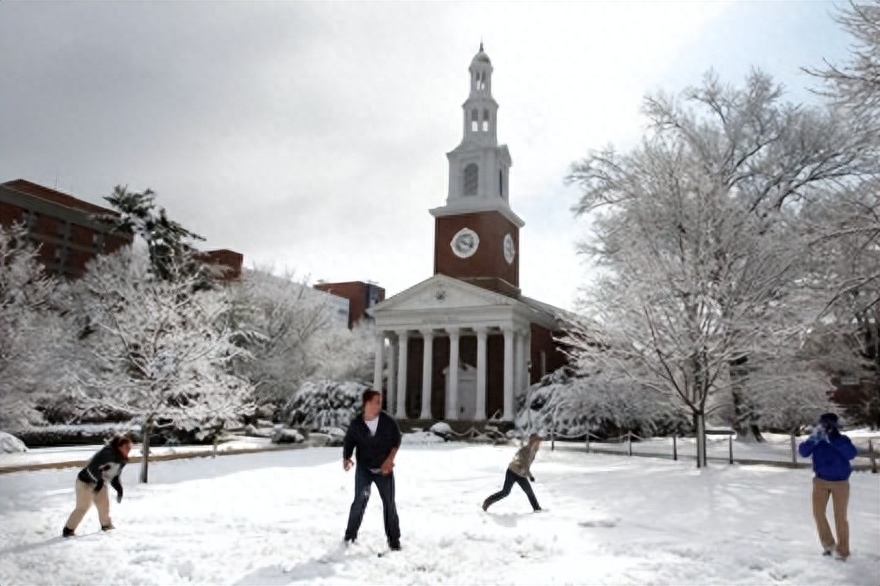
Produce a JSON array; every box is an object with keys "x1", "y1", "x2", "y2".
[{"x1": 0, "y1": 1, "x2": 849, "y2": 310}]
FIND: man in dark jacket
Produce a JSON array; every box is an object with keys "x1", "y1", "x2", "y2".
[
  {"x1": 342, "y1": 389, "x2": 402, "y2": 550},
  {"x1": 63, "y1": 434, "x2": 132, "y2": 537},
  {"x1": 798, "y1": 412, "x2": 858, "y2": 560}
]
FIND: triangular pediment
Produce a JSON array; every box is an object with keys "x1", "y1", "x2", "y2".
[{"x1": 370, "y1": 274, "x2": 519, "y2": 315}]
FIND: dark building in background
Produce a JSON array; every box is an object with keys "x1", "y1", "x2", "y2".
[
  {"x1": 0, "y1": 179, "x2": 132, "y2": 278},
  {"x1": 195, "y1": 249, "x2": 244, "y2": 281},
  {"x1": 0, "y1": 178, "x2": 242, "y2": 280},
  {"x1": 314, "y1": 280, "x2": 385, "y2": 329}
]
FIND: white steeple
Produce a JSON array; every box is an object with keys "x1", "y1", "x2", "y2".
[{"x1": 432, "y1": 43, "x2": 522, "y2": 228}]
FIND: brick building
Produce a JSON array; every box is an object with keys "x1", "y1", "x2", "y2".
[
  {"x1": 0, "y1": 179, "x2": 133, "y2": 278},
  {"x1": 0, "y1": 178, "x2": 242, "y2": 280},
  {"x1": 314, "y1": 280, "x2": 385, "y2": 329}
]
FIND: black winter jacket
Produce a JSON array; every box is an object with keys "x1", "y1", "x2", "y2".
[
  {"x1": 343, "y1": 411, "x2": 401, "y2": 470},
  {"x1": 77, "y1": 444, "x2": 128, "y2": 496}
]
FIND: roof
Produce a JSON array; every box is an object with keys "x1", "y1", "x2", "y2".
[{"x1": 1, "y1": 179, "x2": 119, "y2": 216}]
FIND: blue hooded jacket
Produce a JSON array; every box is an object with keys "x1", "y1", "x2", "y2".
[{"x1": 798, "y1": 431, "x2": 857, "y2": 481}]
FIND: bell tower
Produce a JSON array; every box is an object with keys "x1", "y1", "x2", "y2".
[{"x1": 430, "y1": 44, "x2": 524, "y2": 297}]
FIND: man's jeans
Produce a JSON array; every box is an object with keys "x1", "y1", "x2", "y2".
[{"x1": 344, "y1": 466, "x2": 400, "y2": 544}]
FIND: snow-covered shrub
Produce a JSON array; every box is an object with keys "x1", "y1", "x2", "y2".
[
  {"x1": 401, "y1": 430, "x2": 446, "y2": 445},
  {"x1": 271, "y1": 428, "x2": 304, "y2": 444},
  {"x1": 9, "y1": 423, "x2": 140, "y2": 448},
  {"x1": 280, "y1": 380, "x2": 369, "y2": 430},
  {"x1": 429, "y1": 421, "x2": 453, "y2": 440},
  {"x1": 0, "y1": 431, "x2": 27, "y2": 453},
  {"x1": 516, "y1": 367, "x2": 689, "y2": 439}
]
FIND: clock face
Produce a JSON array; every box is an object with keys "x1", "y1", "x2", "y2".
[
  {"x1": 503, "y1": 233, "x2": 516, "y2": 264},
  {"x1": 451, "y1": 228, "x2": 480, "y2": 258}
]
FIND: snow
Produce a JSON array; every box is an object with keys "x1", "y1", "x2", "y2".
[
  {"x1": 0, "y1": 432, "x2": 27, "y2": 454},
  {"x1": 1, "y1": 443, "x2": 878, "y2": 585}
]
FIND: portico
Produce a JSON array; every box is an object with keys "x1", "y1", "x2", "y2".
[{"x1": 369, "y1": 274, "x2": 558, "y2": 422}]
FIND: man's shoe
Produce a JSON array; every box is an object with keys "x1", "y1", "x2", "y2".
[
  {"x1": 389, "y1": 540, "x2": 401, "y2": 551},
  {"x1": 101, "y1": 523, "x2": 115, "y2": 531},
  {"x1": 62, "y1": 527, "x2": 75, "y2": 538},
  {"x1": 481, "y1": 499, "x2": 489, "y2": 512},
  {"x1": 344, "y1": 537, "x2": 356, "y2": 546}
]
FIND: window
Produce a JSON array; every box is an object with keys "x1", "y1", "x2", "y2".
[
  {"x1": 499, "y1": 170, "x2": 503, "y2": 197},
  {"x1": 92, "y1": 231, "x2": 106, "y2": 251},
  {"x1": 464, "y1": 164, "x2": 478, "y2": 196},
  {"x1": 482, "y1": 109, "x2": 490, "y2": 132},
  {"x1": 58, "y1": 221, "x2": 71, "y2": 242},
  {"x1": 471, "y1": 109, "x2": 479, "y2": 132}
]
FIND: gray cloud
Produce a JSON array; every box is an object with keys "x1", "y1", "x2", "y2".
[{"x1": 1, "y1": 1, "x2": 849, "y2": 309}]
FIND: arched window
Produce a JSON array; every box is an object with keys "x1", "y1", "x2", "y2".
[
  {"x1": 482, "y1": 109, "x2": 490, "y2": 132},
  {"x1": 471, "y1": 109, "x2": 479, "y2": 132},
  {"x1": 464, "y1": 164, "x2": 478, "y2": 196},
  {"x1": 499, "y1": 170, "x2": 504, "y2": 197}
]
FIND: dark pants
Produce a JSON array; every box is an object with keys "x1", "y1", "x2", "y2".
[
  {"x1": 344, "y1": 466, "x2": 400, "y2": 544},
  {"x1": 484, "y1": 469, "x2": 541, "y2": 511}
]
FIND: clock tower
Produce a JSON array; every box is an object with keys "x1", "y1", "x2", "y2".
[{"x1": 430, "y1": 43, "x2": 524, "y2": 298}]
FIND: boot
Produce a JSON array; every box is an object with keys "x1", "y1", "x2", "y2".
[
  {"x1": 101, "y1": 523, "x2": 115, "y2": 531},
  {"x1": 62, "y1": 527, "x2": 75, "y2": 538}
]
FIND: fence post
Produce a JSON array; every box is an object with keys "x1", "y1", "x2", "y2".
[
  {"x1": 870, "y1": 439, "x2": 877, "y2": 474},
  {"x1": 728, "y1": 433, "x2": 733, "y2": 465},
  {"x1": 585, "y1": 432, "x2": 590, "y2": 454},
  {"x1": 627, "y1": 432, "x2": 633, "y2": 456},
  {"x1": 673, "y1": 435, "x2": 678, "y2": 461},
  {"x1": 790, "y1": 434, "x2": 797, "y2": 465}
]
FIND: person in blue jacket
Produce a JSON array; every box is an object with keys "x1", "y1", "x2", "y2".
[{"x1": 798, "y1": 412, "x2": 858, "y2": 560}]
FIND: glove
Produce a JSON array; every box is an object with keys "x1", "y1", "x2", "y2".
[
  {"x1": 93, "y1": 479, "x2": 104, "y2": 494},
  {"x1": 529, "y1": 475, "x2": 536, "y2": 482},
  {"x1": 116, "y1": 490, "x2": 123, "y2": 504},
  {"x1": 810, "y1": 426, "x2": 828, "y2": 442}
]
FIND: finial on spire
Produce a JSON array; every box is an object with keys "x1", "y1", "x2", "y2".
[{"x1": 479, "y1": 39, "x2": 483, "y2": 52}]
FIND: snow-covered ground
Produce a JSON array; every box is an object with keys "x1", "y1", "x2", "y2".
[{"x1": 1, "y1": 442, "x2": 878, "y2": 585}]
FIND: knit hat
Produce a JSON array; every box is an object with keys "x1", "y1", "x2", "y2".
[{"x1": 818, "y1": 412, "x2": 839, "y2": 429}]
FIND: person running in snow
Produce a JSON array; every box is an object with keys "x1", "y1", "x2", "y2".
[
  {"x1": 798, "y1": 412, "x2": 858, "y2": 560},
  {"x1": 62, "y1": 434, "x2": 132, "y2": 537},
  {"x1": 482, "y1": 433, "x2": 543, "y2": 512},
  {"x1": 342, "y1": 389, "x2": 402, "y2": 551}
]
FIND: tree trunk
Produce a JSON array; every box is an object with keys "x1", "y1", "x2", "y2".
[
  {"x1": 694, "y1": 411, "x2": 707, "y2": 468},
  {"x1": 139, "y1": 420, "x2": 152, "y2": 484}
]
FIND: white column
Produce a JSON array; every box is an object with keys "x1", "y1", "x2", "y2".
[
  {"x1": 514, "y1": 329, "x2": 524, "y2": 399},
  {"x1": 373, "y1": 331, "x2": 384, "y2": 391},
  {"x1": 420, "y1": 330, "x2": 434, "y2": 419},
  {"x1": 387, "y1": 337, "x2": 398, "y2": 415},
  {"x1": 503, "y1": 326, "x2": 514, "y2": 421},
  {"x1": 395, "y1": 330, "x2": 408, "y2": 419},
  {"x1": 446, "y1": 329, "x2": 460, "y2": 420},
  {"x1": 523, "y1": 328, "x2": 532, "y2": 392},
  {"x1": 475, "y1": 328, "x2": 488, "y2": 421}
]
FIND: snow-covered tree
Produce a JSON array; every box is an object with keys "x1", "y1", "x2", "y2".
[
  {"x1": 96, "y1": 185, "x2": 208, "y2": 283},
  {"x1": 805, "y1": 0, "x2": 880, "y2": 117},
  {"x1": 802, "y1": 0, "x2": 880, "y2": 426},
  {"x1": 307, "y1": 320, "x2": 376, "y2": 383},
  {"x1": 564, "y1": 71, "x2": 874, "y2": 466},
  {"x1": 71, "y1": 245, "x2": 253, "y2": 482},
  {"x1": 227, "y1": 268, "x2": 350, "y2": 411},
  {"x1": 0, "y1": 223, "x2": 76, "y2": 429}
]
